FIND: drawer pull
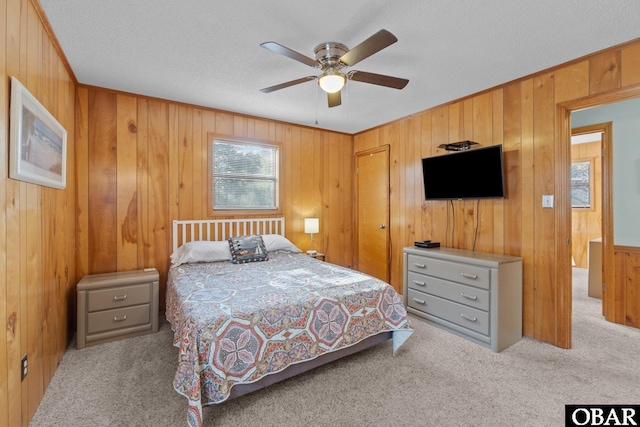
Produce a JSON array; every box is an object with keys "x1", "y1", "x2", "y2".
[
  {"x1": 461, "y1": 292, "x2": 478, "y2": 301},
  {"x1": 412, "y1": 280, "x2": 426, "y2": 286},
  {"x1": 412, "y1": 297, "x2": 426, "y2": 305},
  {"x1": 460, "y1": 313, "x2": 477, "y2": 322},
  {"x1": 113, "y1": 294, "x2": 128, "y2": 301},
  {"x1": 113, "y1": 315, "x2": 127, "y2": 322},
  {"x1": 413, "y1": 263, "x2": 426, "y2": 269},
  {"x1": 461, "y1": 272, "x2": 478, "y2": 280}
]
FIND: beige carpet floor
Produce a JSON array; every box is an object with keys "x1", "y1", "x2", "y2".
[{"x1": 29, "y1": 268, "x2": 640, "y2": 426}]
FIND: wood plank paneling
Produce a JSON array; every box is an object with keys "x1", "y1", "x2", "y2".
[
  {"x1": 532, "y1": 72, "x2": 556, "y2": 343},
  {"x1": 404, "y1": 117, "x2": 417, "y2": 249},
  {"x1": 6, "y1": 0, "x2": 26, "y2": 421},
  {"x1": 589, "y1": 50, "x2": 621, "y2": 95},
  {"x1": 621, "y1": 44, "x2": 640, "y2": 87},
  {"x1": 430, "y1": 107, "x2": 449, "y2": 246},
  {"x1": 620, "y1": 249, "x2": 640, "y2": 327},
  {"x1": 492, "y1": 89, "x2": 505, "y2": 255},
  {"x1": 555, "y1": 61, "x2": 590, "y2": 103},
  {"x1": 353, "y1": 39, "x2": 640, "y2": 347},
  {"x1": 88, "y1": 91, "x2": 117, "y2": 274},
  {"x1": 571, "y1": 140, "x2": 602, "y2": 268},
  {"x1": 191, "y1": 109, "x2": 203, "y2": 223},
  {"x1": 136, "y1": 99, "x2": 150, "y2": 269},
  {"x1": 75, "y1": 87, "x2": 89, "y2": 279},
  {"x1": 147, "y1": 100, "x2": 170, "y2": 307},
  {"x1": 116, "y1": 94, "x2": 138, "y2": 271},
  {"x1": 521, "y1": 78, "x2": 536, "y2": 338},
  {"x1": 419, "y1": 112, "x2": 433, "y2": 242},
  {"x1": 0, "y1": 0, "x2": 7, "y2": 412},
  {"x1": 77, "y1": 89, "x2": 355, "y2": 310},
  {"x1": 472, "y1": 92, "x2": 494, "y2": 253},
  {"x1": 1, "y1": 0, "x2": 76, "y2": 425}
]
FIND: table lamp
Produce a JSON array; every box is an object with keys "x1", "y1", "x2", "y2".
[{"x1": 304, "y1": 218, "x2": 319, "y2": 255}]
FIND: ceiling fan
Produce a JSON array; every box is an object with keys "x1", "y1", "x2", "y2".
[{"x1": 259, "y1": 29, "x2": 409, "y2": 108}]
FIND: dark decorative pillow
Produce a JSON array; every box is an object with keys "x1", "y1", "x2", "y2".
[{"x1": 228, "y1": 235, "x2": 269, "y2": 264}]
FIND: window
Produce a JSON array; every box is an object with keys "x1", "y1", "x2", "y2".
[
  {"x1": 210, "y1": 138, "x2": 279, "y2": 211},
  {"x1": 571, "y1": 160, "x2": 592, "y2": 208}
]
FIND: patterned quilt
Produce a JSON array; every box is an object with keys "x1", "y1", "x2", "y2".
[{"x1": 166, "y1": 251, "x2": 413, "y2": 427}]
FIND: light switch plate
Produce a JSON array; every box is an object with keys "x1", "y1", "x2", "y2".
[{"x1": 542, "y1": 195, "x2": 554, "y2": 208}]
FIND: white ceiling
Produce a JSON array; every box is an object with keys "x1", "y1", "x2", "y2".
[
  {"x1": 571, "y1": 132, "x2": 602, "y2": 145},
  {"x1": 39, "y1": 0, "x2": 640, "y2": 134}
]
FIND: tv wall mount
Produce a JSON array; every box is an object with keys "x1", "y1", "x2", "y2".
[{"x1": 438, "y1": 140, "x2": 479, "y2": 151}]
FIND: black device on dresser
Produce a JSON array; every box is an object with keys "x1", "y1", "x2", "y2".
[{"x1": 415, "y1": 240, "x2": 440, "y2": 249}]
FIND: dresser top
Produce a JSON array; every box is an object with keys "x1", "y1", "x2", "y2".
[{"x1": 404, "y1": 246, "x2": 522, "y2": 266}]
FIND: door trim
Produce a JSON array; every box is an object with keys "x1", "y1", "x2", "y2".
[{"x1": 557, "y1": 84, "x2": 640, "y2": 348}]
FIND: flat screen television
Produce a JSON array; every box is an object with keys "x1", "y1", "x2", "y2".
[{"x1": 421, "y1": 145, "x2": 506, "y2": 200}]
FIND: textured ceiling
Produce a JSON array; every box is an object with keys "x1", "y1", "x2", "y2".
[{"x1": 39, "y1": 0, "x2": 640, "y2": 134}]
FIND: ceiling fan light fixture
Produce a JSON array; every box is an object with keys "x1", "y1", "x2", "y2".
[
  {"x1": 259, "y1": 30, "x2": 409, "y2": 108},
  {"x1": 318, "y1": 70, "x2": 346, "y2": 93}
]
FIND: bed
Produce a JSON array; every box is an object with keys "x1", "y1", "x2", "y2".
[{"x1": 166, "y1": 218, "x2": 413, "y2": 427}]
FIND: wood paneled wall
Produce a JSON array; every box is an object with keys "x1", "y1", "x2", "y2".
[
  {"x1": 3, "y1": 3, "x2": 640, "y2": 423},
  {"x1": 614, "y1": 246, "x2": 640, "y2": 328},
  {"x1": 75, "y1": 87, "x2": 354, "y2": 312},
  {"x1": 0, "y1": 1, "x2": 77, "y2": 426},
  {"x1": 571, "y1": 140, "x2": 602, "y2": 268},
  {"x1": 354, "y1": 39, "x2": 640, "y2": 347}
]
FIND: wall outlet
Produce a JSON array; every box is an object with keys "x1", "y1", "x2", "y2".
[{"x1": 21, "y1": 354, "x2": 27, "y2": 381}]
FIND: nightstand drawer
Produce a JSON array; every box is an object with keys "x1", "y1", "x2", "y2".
[
  {"x1": 407, "y1": 254, "x2": 490, "y2": 289},
  {"x1": 88, "y1": 283, "x2": 151, "y2": 312},
  {"x1": 77, "y1": 268, "x2": 159, "y2": 349},
  {"x1": 87, "y1": 305, "x2": 150, "y2": 334},
  {"x1": 407, "y1": 271, "x2": 489, "y2": 311},
  {"x1": 407, "y1": 289, "x2": 489, "y2": 336}
]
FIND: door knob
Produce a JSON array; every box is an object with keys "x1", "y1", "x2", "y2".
[{"x1": 379, "y1": 224, "x2": 386, "y2": 229}]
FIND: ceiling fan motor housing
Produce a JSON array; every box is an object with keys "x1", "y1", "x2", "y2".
[{"x1": 314, "y1": 42, "x2": 349, "y2": 68}]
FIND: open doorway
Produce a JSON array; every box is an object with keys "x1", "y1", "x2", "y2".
[
  {"x1": 570, "y1": 126, "x2": 606, "y2": 324},
  {"x1": 562, "y1": 94, "x2": 640, "y2": 341}
]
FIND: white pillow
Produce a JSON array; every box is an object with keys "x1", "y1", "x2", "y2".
[
  {"x1": 170, "y1": 240, "x2": 232, "y2": 267},
  {"x1": 261, "y1": 234, "x2": 301, "y2": 253}
]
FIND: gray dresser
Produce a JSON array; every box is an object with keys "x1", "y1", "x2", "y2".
[
  {"x1": 77, "y1": 268, "x2": 159, "y2": 349},
  {"x1": 403, "y1": 247, "x2": 522, "y2": 352}
]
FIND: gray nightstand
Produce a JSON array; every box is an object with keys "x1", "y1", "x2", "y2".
[{"x1": 77, "y1": 268, "x2": 159, "y2": 349}]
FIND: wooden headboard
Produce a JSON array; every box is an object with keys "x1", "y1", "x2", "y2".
[{"x1": 172, "y1": 217, "x2": 286, "y2": 253}]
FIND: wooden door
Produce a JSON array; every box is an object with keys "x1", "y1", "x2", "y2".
[{"x1": 355, "y1": 146, "x2": 390, "y2": 283}]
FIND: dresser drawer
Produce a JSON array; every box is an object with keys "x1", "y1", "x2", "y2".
[
  {"x1": 87, "y1": 283, "x2": 151, "y2": 312},
  {"x1": 407, "y1": 254, "x2": 490, "y2": 289},
  {"x1": 87, "y1": 304, "x2": 150, "y2": 334},
  {"x1": 407, "y1": 289, "x2": 489, "y2": 336},
  {"x1": 407, "y1": 271, "x2": 490, "y2": 311}
]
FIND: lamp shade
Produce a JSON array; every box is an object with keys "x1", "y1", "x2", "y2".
[{"x1": 304, "y1": 218, "x2": 319, "y2": 234}]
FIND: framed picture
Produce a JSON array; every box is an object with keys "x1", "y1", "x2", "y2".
[{"x1": 9, "y1": 76, "x2": 67, "y2": 189}]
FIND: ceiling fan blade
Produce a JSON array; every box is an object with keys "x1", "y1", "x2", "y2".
[
  {"x1": 260, "y1": 76, "x2": 316, "y2": 93},
  {"x1": 339, "y1": 29, "x2": 398, "y2": 67},
  {"x1": 349, "y1": 71, "x2": 409, "y2": 89},
  {"x1": 260, "y1": 42, "x2": 319, "y2": 68},
  {"x1": 327, "y1": 91, "x2": 341, "y2": 108}
]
